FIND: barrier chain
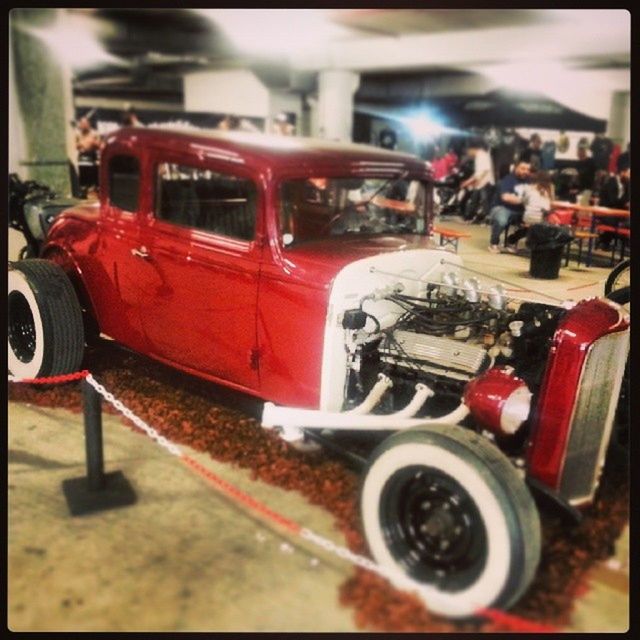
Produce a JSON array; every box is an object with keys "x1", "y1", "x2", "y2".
[
  {"x1": 9, "y1": 369, "x2": 558, "y2": 633},
  {"x1": 84, "y1": 374, "x2": 182, "y2": 457}
]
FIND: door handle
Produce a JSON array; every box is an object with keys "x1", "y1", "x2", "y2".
[{"x1": 131, "y1": 246, "x2": 150, "y2": 260}]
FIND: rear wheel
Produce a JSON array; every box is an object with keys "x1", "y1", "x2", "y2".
[
  {"x1": 360, "y1": 424, "x2": 540, "y2": 619},
  {"x1": 8, "y1": 260, "x2": 85, "y2": 379},
  {"x1": 604, "y1": 260, "x2": 630, "y2": 297},
  {"x1": 606, "y1": 285, "x2": 630, "y2": 309}
]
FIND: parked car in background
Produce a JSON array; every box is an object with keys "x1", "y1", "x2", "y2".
[{"x1": 8, "y1": 173, "x2": 80, "y2": 259}]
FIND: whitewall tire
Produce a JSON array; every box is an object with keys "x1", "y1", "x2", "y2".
[
  {"x1": 360, "y1": 424, "x2": 540, "y2": 619},
  {"x1": 8, "y1": 260, "x2": 85, "y2": 379}
]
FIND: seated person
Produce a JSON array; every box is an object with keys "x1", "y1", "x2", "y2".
[
  {"x1": 487, "y1": 161, "x2": 531, "y2": 254},
  {"x1": 504, "y1": 171, "x2": 555, "y2": 250}
]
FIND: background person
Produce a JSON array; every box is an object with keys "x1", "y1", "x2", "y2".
[
  {"x1": 460, "y1": 139, "x2": 495, "y2": 223},
  {"x1": 75, "y1": 115, "x2": 103, "y2": 197},
  {"x1": 121, "y1": 106, "x2": 143, "y2": 127},
  {"x1": 616, "y1": 143, "x2": 630, "y2": 173},
  {"x1": 596, "y1": 161, "x2": 630, "y2": 250},
  {"x1": 590, "y1": 133, "x2": 614, "y2": 172},
  {"x1": 272, "y1": 112, "x2": 295, "y2": 136},
  {"x1": 575, "y1": 146, "x2": 596, "y2": 205},
  {"x1": 431, "y1": 145, "x2": 459, "y2": 180},
  {"x1": 487, "y1": 160, "x2": 531, "y2": 254},
  {"x1": 519, "y1": 133, "x2": 543, "y2": 171},
  {"x1": 218, "y1": 114, "x2": 241, "y2": 131}
]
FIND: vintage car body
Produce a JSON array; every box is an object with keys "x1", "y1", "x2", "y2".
[
  {"x1": 10, "y1": 127, "x2": 628, "y2": 619},
  {"x1": 43, "y1": 129, "x2": 440, "y2": 407}
]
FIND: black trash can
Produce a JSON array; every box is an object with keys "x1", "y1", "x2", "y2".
[{"x1": 526, "y1": 224, "x2": 572, "y2": 279}]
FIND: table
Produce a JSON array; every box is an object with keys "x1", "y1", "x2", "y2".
[{"x1": 551, "y1": 201, "x2": 630, "y2": 266}]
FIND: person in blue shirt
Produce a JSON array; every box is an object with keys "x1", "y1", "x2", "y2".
[{"x1": 488, "y1": 160, "x2": 531, "y2": 254}]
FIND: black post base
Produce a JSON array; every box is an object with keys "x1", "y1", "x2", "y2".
[{"x1": 62, "y1": 470, "x2": 137, "y2": 516}]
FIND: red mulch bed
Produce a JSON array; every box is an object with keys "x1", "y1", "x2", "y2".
[{"x1": 9, "y1": 342, "x2": 629, "y2": 632}]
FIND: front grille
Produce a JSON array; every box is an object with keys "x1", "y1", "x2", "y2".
[{"x1": 559, "y1": 330, "x2": 629, "y2": 505}]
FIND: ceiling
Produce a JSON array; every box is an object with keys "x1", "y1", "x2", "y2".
[
  {"x1": 14, "y1": 9, "x2": 631, "y2": 107},
  {"x1": 330, "y1": 8, "x2": 557, "y2": 37}
]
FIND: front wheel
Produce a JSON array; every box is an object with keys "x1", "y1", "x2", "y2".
[
  {"x1": 360, "y1": 424, "x2": 541, "y2": 619},
  {"x1": 8, "y1": 259, "x2": 85, "y2": 379},
  {"x1": 606, "y1": 285, "x2": 630, "y2": 310}
]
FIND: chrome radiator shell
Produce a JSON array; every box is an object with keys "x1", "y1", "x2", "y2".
[
  {"x1": 558, "y1": 329, "x2": 629, "y2": 505},
  {"x1": 516, "y1": 298, "x2": 628, "y2": 505}
]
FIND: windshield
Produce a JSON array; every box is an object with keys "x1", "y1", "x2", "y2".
[{"x1": 279, "y1": 177, "x2": 429, "y2": 246}]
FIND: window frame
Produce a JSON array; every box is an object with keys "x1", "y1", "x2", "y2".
[
  {"x1": 107, "y1": 153, "x2": 142, "y2": 214},
  {"x1": 151, "y1": 156, "x2": 259, "y2": 245}
]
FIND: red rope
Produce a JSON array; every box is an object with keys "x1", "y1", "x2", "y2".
[
  {"x1": 13, "y1": 369, "x2": 90, "y2": 385},
  {"x1": 181, "y1": 454, "x2": 302, "y2": 536},
  {"x1": 567, "y1": 281, "x2": 599, "y2": 291},
  {"x1": 477, "y1": 607, "x2": 558, "y2": 633}
]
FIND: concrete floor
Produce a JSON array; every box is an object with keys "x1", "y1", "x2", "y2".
[
  {"x1": 7, "y1": 222, "x2": 629, "y2": 631},
  {"x1": 8, "y1": 403, "x2": 361, "y2": 632}
]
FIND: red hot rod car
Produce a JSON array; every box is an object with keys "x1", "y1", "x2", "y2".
[{"x1": 8, "y1": 128, "x2": 629, "y2": 619}]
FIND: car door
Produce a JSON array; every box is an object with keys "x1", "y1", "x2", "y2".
[
  {"x1": 138, "y1": 153, "x2": 262, "y2": 391},
  {"x1": 90, "y1": 148, "x2": 153, "y2": 353}
]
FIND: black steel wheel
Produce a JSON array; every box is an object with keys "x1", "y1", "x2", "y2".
[
  {"x1": 360, "y1": 424, "x2": 540, "y2": 619},
  {"x1": 380, "y1": 465, "x2": 487, "y2": 592}
]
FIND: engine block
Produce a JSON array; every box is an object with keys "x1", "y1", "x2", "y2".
[{"x1": 379, "y1": 330, "x2": 491, "y2": 380}]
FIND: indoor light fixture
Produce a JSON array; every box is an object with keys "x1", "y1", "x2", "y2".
[
  {"x1": 17, "y1": 10, "x2": 124, "y2": 71},
  {"x1": 196, "y1": 9, "x2": 352, "y2": 57},
  {"x1": 403, "y1": 113, "x2": 451, "y2": 140}
]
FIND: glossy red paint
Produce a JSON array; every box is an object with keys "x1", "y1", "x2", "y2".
[
  {"x1": 526, "y1": 298, "x2": 629, "y2": 491},
  {"x1": 44, "y1": 127, "x2": 433, "y2": 407},
  {"x1": 463, "y1": 367, "x2": 527, "y2": 436}
]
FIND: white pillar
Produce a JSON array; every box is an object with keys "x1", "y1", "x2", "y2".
[
  {"x1": 317, "y1": 70, "x2": 359, "y2": 142},
  {"x1": 607, "y1": 91, "x2": 630, "y2": 146},
  {"x1": 8, "y1": 25, "x2": 28, "y2": 178},
  {"x1": 59, "y1": 26, "x2": 78, "y2": 192}
]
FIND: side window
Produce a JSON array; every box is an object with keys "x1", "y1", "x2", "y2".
[
  {"x1": 155, "y1": 162, "x2": 256, "y2": 241},
  {"x1": 109, "y1": 155, "x2": 140, "y2": 212}
]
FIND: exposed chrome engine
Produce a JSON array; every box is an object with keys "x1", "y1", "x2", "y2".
[
  {"x1": 380, "y1": 330, "x2": 490, "y2": 380},
  {"x1": 341, "y1": 271, "x2": 565, "y2": 431}
]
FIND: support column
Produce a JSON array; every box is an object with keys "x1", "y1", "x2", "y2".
[
  {"x1": 607, "y1": 91, "x2": 630, "y2": 146},
  {"x1": 9, "y1": 26, "x2": 28, "y2": 179},
  {"x1": 317, "y1": 70, "x2": 360, "y2": 142},
  {"x1": 10, "y1": 8, "x2": 76, "y2": 195}
]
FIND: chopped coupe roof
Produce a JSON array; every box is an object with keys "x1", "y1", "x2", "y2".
[{"x1": 108, "y1": 126, "x2": 430, "y2": 175}]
